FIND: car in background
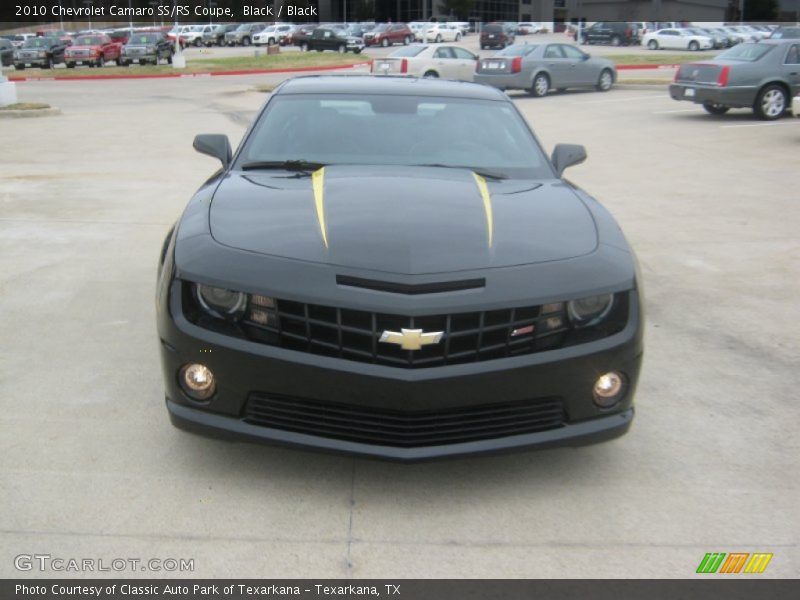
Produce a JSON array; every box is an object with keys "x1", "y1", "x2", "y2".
[
  {"x1": 686, "y1": 27, "x2": 727, "y2": 49},
  {"x1": 422, "y1": 22, "x2": 462, "y2": 43},
  {"x1": 768, "y1": 26, "x2": 800, "y2": 40},
  {"x1": 13, "y1": 36, "x2": 67, "y2": 69},
  {"x1": 643, "y1": 28, "x2": 713, "y2": 51},
  {"x1": 225, "y1": 23, "x2": 265, "y2": 46},
  {"x1": 480, "y1": 23, "x2": 514, "y2": 49},
  {"x1": 159, "y1": 75, "x2": 643, "y2": 460},
  {"x1": 39, "y1": 30, "x2": 74, "y2": 46},
  {"x1": 203, "y1": 23, "x2": 239, "y2": 46},
  {"x1": 670, "y1": 40, "x2": 800, "y2": 120},
  {"x1": 719, "y1": 26, "x2": 754, "y2": 45},
  {"x1": 408, "y1": 22, "x2": 427, "y2": 41},
  {"x1": 475, "y1": 43, "x2": 616, "y2": 97},
  {"x1": 306, "y1": 27, "x2": 364, "y2": 54},
  {"x1": 6, "y1": 33, "x2": 35, "y2": 48},
  {"x1": 517, "y1": 22, "x2": 542, "y2": 35},
  {"x1": 64, "y1": 34, "x2": 122, "y2": 68},
  {"x1": 119, "y1": 32, "x2": 174, "y2": 66},
  {"x1": 451, "y1": 22, "x2": 471, "y2": 35},
  {"x1": 363, "y1": 23, "x2": 413, "y2": 47},
  {"x1": 0, "y1": 38, "x2": 14, "y2": 66},
  {"x1": 344, "y1": 23, "x2": 372, "y2": 39},
  {"x1": 371, "y1": 44, "x2": 477, "y2": 80},
  {"x1": 288, "y1": 24, "x2": 317, "y2": 49},
  {"x1": 577, "y1": 22, "x2": 639, "y2": 46}
]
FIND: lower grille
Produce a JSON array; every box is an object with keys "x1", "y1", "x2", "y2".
[{"x1": 244, "y1": 393, "x2": 565, "y2": 447}]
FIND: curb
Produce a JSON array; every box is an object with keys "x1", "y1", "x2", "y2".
[
  {"x1": 7, "y1": 61, "x2": 372, "y2": 83},
  {"x1": 0, "y1": 107, "x2": 61, "y2": 118}
]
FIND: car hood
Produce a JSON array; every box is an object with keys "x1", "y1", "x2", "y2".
[
  {"x1": 67, "y1": 44, "x2": 102, "y2": 51},
  {"x1": 208, "y1": 165, "x2": 597, "y2": 275}
]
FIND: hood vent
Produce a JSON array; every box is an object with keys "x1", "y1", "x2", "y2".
[{"x1": 336, "y1": 275, "x2": 485, "y2": 295}]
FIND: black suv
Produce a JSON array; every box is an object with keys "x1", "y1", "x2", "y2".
[{"x1": 576, "y1": 22, "x2": 639, "y2": 46}]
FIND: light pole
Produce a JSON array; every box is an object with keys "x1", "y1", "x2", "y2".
[{"x1": 83, "y1": 0, "x2": 93, "y2": 30}]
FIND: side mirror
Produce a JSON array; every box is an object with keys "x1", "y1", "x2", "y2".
[
  {"x1": 551, "y1": 143, "x2": 587, "y2": 177},
  {"x1": 193, "y1": 134, "x2": 231, "y2": 169}
]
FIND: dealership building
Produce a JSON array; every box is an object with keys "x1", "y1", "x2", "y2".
[{"x1": 316, "y1": 0, "x2": 731, "y2": 25}]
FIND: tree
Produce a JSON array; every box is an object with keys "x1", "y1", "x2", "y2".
[{"x1": 438, "y1": 0, "x2": 476, "y2": 20}]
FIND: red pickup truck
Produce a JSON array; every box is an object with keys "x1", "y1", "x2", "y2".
[{"x1": 64, "y1": 34, "x2": 122, "y2": 68}]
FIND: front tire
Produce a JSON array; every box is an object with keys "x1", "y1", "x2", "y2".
[
  {"x1": 381, "y1": 38, "x2": 389, "y2": 47},
  {"x1": 530, "y1": 72, "x2": 550, "y2": 97},
  {"x1": 688, "y1": 40, "x2": 699, "y2": 51},
  {"x1": 97, "y1": 56, "x2": 105, "y2": 68},
  {"x1": 596, "y1": 68, "x2": 613, "y2": 92},
  {"x1": 301, "y1": 42, "x2": 309, "y2": 52},
  {"x1": 455, "y1": 33, "x2": 461, "y2": 41},
  {"x1": 403, "y1": 36, "x2": 410, "y2": 45},
  {"x1": 610, "y1": 35, "x2": 621, "y2": 46},
  {"x1": 648, "y1": 40, "x2": 658, "y2": 50},
  {"x1": 702, "y1": 102, "x2": 729, "y2": 115},
  {"x1": 242, "y1": 37, "x2": 251, "y2": 46},
  {"x1": 754, "y1": 84, "x2": 787, "y2": 120},
  {"x1": 337, "y1": 44, "x2": 346, "y2": 54}
]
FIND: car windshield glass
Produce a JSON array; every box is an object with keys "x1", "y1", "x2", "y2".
[
  {"x1": 237, "y1": 94, "x2": 552, "y2": 179},
  {"x1": 390, "y1": 46, "x2": 426, "y2": 57},
  {"x1": 75, "y1": 36, "x2": 104, "y2": 45},
  {"x1": 497, "y1": 45, "x2": 537, "y2": 56},
  {"x1": 372, "y1": 25, "x2": 389, "y2": 32},
  {"x1": 24, "y1": 38, "x2": 50, "y2": 48},
  {"x1": 130, "y1": 35, "x2": 156, "y2": 44},
  {"x1": 717, "y1": 43, "x2": 773, "y2": 61},
  {"x1": 483, "y1": 25, "x2": 502, "y2": 32}
]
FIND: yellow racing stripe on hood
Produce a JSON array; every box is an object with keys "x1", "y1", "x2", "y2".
[
  {"x1": 472, "y1": 172, "x2": 494, "y2": 247},
  {"x1": 312, "y1": 167, "x2": 328, "y2": 248}
]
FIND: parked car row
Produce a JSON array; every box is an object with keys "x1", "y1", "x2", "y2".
[
  {"x1": 372, "y1": 41, "x2": 617, "y2": 98},
  {"x1": 11, "y1": 30, "x2": 176, "y2": 69}
]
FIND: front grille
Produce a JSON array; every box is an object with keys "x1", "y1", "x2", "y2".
[
  {"x1": 241, "y1": 299, "x2": 573, "y2": 368},
  {"x1": 244, "y1": 393, "x2": 565, "y2": 447}
]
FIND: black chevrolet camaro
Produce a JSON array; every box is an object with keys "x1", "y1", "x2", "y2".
[{"x1": 156, "y1": 76, "x2": 644, "y2": 460}]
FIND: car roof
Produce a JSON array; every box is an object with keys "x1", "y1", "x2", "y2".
[{"x1": 276, "y1": 75, "x2": 507, "y2": 100}]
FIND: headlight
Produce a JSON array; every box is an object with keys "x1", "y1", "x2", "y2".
[
  {"x1": 567, "y1": 294, "x2": 614, "y2": 327},
  {"x1": 196, "y1": 283, "x2": 247, "y2": 318}
]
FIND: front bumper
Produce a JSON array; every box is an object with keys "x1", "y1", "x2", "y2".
[
  {"x1": 159, "y1": 279, "x2": 643, "y2": 460},
  {"x1": 669, "y1": 83, "x2": 758, "y2": 108}
]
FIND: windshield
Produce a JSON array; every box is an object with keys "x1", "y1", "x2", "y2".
[
  {"x1": 717, "y1": 43, "x2": 774, "y2": 61},
  {"x1": 372, "y1": 25, "x2": 389, "y2": 32},
  {"x1": 483, "y1": 25, "x2": 503, "y2": 33},
  {"x1": 497, "y1": 45, "x2": 538, "y2": 56},
  {"x1": 236, "y1": 94, "x2": 551, "y2": 179},
  {"x1": 74, "y1": 36, "x2": 104, "y2": 45},
  {"x1": 129, "y1": 35, "x2": 157, "y2": 44},
  {"x1": 24, "y1": 38, "x2": 51, "y2": 48}
]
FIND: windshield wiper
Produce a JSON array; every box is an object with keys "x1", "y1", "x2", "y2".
[
  {"x1": 240, "y1": 160, "x2": 326, "y2": 172},
  {"x1": 410, "y1": 164, "x2": 508, "y2": 180}
]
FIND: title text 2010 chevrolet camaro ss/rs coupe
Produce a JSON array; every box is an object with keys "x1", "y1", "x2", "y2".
[{"x1": 156, "y1": 76, "x2": 644, "y2": 460}]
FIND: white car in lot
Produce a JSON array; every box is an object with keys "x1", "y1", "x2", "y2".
[
  {"x1": 253, "y1": 25, "x2": 295, "y2": 46},
  {"x1": 422, "y1": 23, "x2": 462, "y2": 43},
  {"x1": 371, "y1": 44, "x2": 477, "y2": 81},
  {"x1": 643, "y1": 28, "x2": 714, "y2": 51}
]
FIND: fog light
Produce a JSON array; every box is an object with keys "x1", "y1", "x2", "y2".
[
  {"x1": 592, "y1": 371, "x2": 625, "y2": 408},
  {"x1": 179, "y1": 363, "x2": 216, "y2": 401}
]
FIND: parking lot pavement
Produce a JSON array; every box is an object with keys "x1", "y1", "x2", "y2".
[{"x1": 1, "y1": 77, "x2": 798, "y2": 578}]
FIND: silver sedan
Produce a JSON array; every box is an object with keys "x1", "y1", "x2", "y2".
[{"x1": 474, "y1": 43, "x2": 616, "y2": 97}]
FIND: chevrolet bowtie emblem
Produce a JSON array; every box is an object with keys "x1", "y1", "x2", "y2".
[{"x1": 379, "y1": 328, "x2": 444, "y2": 351}]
